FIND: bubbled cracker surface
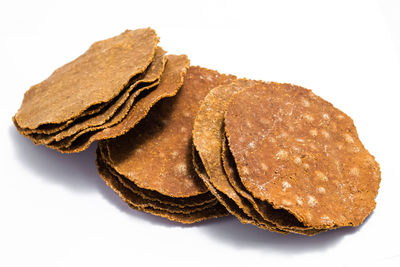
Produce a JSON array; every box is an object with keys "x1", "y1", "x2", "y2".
[
  {"x1": 224, "y1": 83, "x2": 381, "y2": 228},
  {"x1": 15, "y1": 28, "x2": 159, "y2": 129},
  {"x1": 192, "y1": 80, "x2": 277, "y2": 226},
  {"x1": 221, "y1": 137, "x2": 324, "y2": 236},
  {"x1": 105, "y1": 67, "x2": 233, "y2": 197}
]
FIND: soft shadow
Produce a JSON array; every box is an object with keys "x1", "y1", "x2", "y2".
[
  {"x1": 9, "y1": 125, "x2": 103, "y2": 192},
  {"x1": 200, "y1": 212, "x2": 372, "y2": 253},
  {"x1": 98, "y1": 182, "x2": 193, "y2": 228},
  {"x1": 8, "y1": 124, "x2": 371, "y2": 243},
  {"x1": 9, "y1": 125, "x2": 194, "y2": 228}
]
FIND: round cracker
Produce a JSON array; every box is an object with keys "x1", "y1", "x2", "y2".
[
  {"x1": 30, "y1": 47, "x2": 167, "y2": 144},
  {"x1": 55, "y1": 54, "x2": 190, "y2": 153},
  {"x1": 96, "y1": 147, "x2": 228, "y2": 224},
  {"x1": 103, "y1": 67, "x2": 236, "y2": 197},
  {"x1": 224, "y1": 82, "x2": 381, "y2": 229},
  {"x1": 96, "y1": 151, "x2": 217, "y2": 214},
  {"x1": 14, "y1": 28, "x2": 159, "y2": 129},
  {"x1": 98, "y1": 142, "x2": 216, "y2": 208},
  {"x1": 221, "y1": 136, "x2": 324, "y2": 236}
]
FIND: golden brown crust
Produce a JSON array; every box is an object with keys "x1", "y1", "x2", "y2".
[
  {"x1": 97, "y1": 149, "x2": 218, "y2": 214},
  {"x1": 103, "y1": 67, "x2": 235, "y2": 197},
  {"x1": 221, "y1": 137, "x2": 324, "y2": 236},
  {"x1": 225, "y1": 83, "x2": 381, "y2": 229},
  {"x1": 29, "y1": 47, "x2": 167, "y2": 144},
  {"x1": 96, "y1": 147, "x2": 228, "y2": 224},
  {"x1": 126, "y1": 204, "x2": 228, "y2": 224},
  {"x1": 191, "y1": 144, "x2": 255, "y2": 225},
  {"x1": 192, "y1": 80, "x2": 321, "y2": 235},
  {"x1": 53, "y1": 54, "x2": 190, "y2": 153},
  {"x1": 15, "y1": 28, "x2": 159, "y2": 129},
  {"x1": 192, "y1": 81, "x2": 270, "y2": 226},
  {"x1": 98, "y1": 142, "x2": 216, "y2": 208}
]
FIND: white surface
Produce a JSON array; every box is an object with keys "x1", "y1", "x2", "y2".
[{"x1": 1, "y1": 1, "x2": 400, "y2": 266}]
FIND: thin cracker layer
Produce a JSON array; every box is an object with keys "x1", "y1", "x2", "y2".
[
  {"x1": 98, "y1": 142, "x2": 216, "y2": 208},
  {"x1": 192, "y1": 81, "x2": 266, "y2": 222},
  {"x1": 221, "y1": 137, "x2": 324, "y2": 236},
  {"x1": 54, "y1": 54, "x2": 190, "y2": 153},
  {"x1": 97, "y1": 151, "x2": 217, "y2": 214},
  {"x1": 225, "y1": 83, "x2": 381, "y2": 229},
  {"x1": 30, "y1": 47, "x2": 167, "y2": 144},
  {"x1": 104, "y1": 67, "x2": 235, "y2": 197},
  {"x1": 96, "y1": 148, "x2": 228, "y2": 224},
  {"x1": 15, "y1": 28, "x2": 159, "y2": 129}
]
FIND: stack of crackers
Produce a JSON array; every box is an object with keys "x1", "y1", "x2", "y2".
[
  {"x1": 13, "y1": 28, "x2": 381, "y2": 236},
  {"x1": 13, "y1": 29, "x2": 188, "y2": 153}
]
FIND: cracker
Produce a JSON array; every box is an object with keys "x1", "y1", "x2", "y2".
[
  {"x1": 15, "y1": 102, "x2": 109, "y2": 135},
  {"x1": 30, "y1": 47, "x2": 167, "y2": 144},
  {"x1": 193, "y1": 81, "x2": 296, "y2": 234},
  {"x1": 102, "y1": 67, "x2": 236, "y2": 197},
  {"x1": 192, "y1": 81, "x2": 261, "y2": 220},
  {"x1": 14, "y1": 28, "x2": 159, "y2": 131},
  {"x1": 221, "y1": 136, "x2": 323, "y2": 235},
  {"x1": 96, "y1": 147, "x2": 228, "y2": 223},
  {"x1": 55, "y1": 54, "x2": 190, "y2": 153},
  {"x1": 47, "y1": 82, "x2": 159, "y2": 148},
  {"x1": 97, "y1": 151, "x2": 217, "y2": 214},
  {"x1": 98, "y1": 142, "x2": 216, "y2": 208},
  {"x1": 126, "y1": 203, "x2": 228, "y2": 224},
  {"x1": 192, "y1": 144, "x2": 290, "y2": 234},
  {"x1": 224, "y1": 82, "x2": 381, "y2": 229},
  {"x1": 192, "y1": 144, "x2": 254, "y2": 223}
]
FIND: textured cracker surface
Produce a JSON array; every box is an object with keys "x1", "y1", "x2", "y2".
[
  {"x1": 98, "y1": 142, "x2": 215, "y2": 207},
  {"x1": 15, "y1": 28, "x2": 159, "y2": 129},
  {"x1": 104, "y1": 67, "x2": 235, "y2": 197},
  {"x1": 97, "y1": 146, "x2": 217, "y2": 214},
  {"x1": 225, "y1": 83, "x2": 381, "y2": 228},
  {"x1": 30, "y1": 47, "x2": 167, "y2": 144},
  {"x1": 192, "y1": 144, "x2": 253, "y2": 224},
  {"x1": 221, "y1": 137, "x2": 323, "y2": 235},
  {"x1": 192, "y1": 81, "x2": 271, "y2": 226},
  {"x1": 96, "y1": 147, "x2": 228, "y2": 224},
  {"x1": 192, "y1": 81, "x2": 321, "y2": 235},
  {"x1": 54, "y1": 54, "x2": 189, "y2": 153}
]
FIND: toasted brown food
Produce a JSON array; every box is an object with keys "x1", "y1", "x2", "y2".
[
  {"x1": 54, "y1": 54, "x2": 190, "y2": 153},
  {"x1": 97, "y1": 146, "x2": 218, "y2": 214},
  {"x1": 94, "y1": 66, "x2": 236, "y2": 222},
  {"x1": 221, "y1": 137, "x2": 324, "y2": 236},
  {"x1": 14, "y1": 28, "x2": 159, "y2": 131},
  {"x1": 96, "y1": 147, "x2": 227, "y2": 224},
  {"x1": 192, "y1": 81, "x2": 267, "y2": 224},
  {"x1": 29, "y1": 47, "x2": 167, "y2": 144},
  {"x1": 98, "y1": 142, "x2": 216, "y2": 208},
  {"x1": 16, "y1": 102, "x2": 109, "y2": 135},
  {"x1": 191, "y1": 145, "x2": 254, "y2": 223},
  {"x1": 224, "y1": 82, "x2": 381, "y2": 229},
  {"x1": 126, "y1": 203, "x2": 227, "y2": 224},
  {"x1": 101, "y1": 66, "x2": 236, "y2": 197},
  {"x1": 193, "y1": 80, "x2": 310, "y2": 234}
]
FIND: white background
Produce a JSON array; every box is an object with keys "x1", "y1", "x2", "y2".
[{"x1": 1, "y1": 1, "x2": 399, "y2": 266}]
